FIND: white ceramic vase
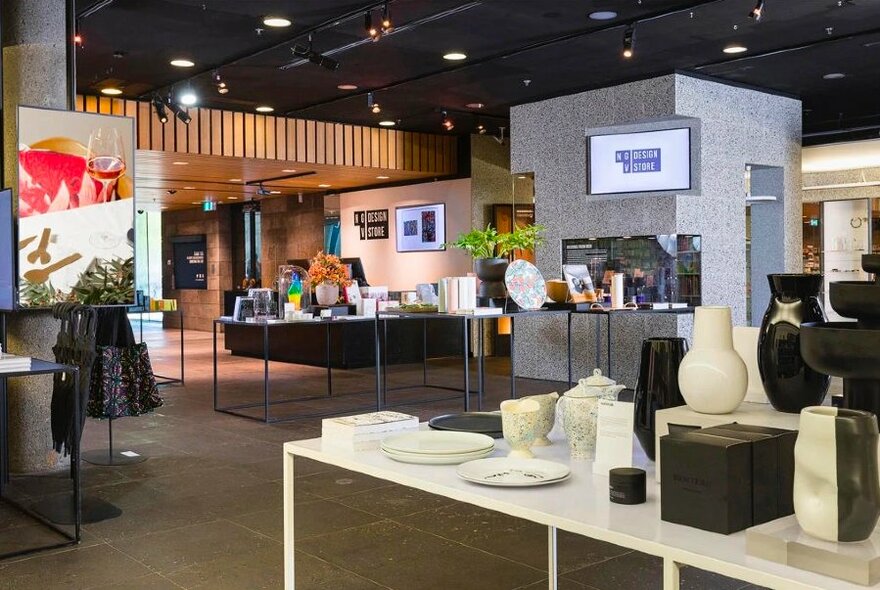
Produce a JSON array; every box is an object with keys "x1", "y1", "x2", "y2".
[
  {"x1": 678, "y1": 306, "x2": 748, "y2": 414},
  {"x1": 500, "y1": 399, "x2": 540, "y2": 459},
  {"x1": 315, "y1": 282, "x2": 339, "y2": 306},
  {"x1": 794, "y1": 407, "x2": 880, "y2": 543},
  {"x1": 521, "y1": 392, "x2": 559, "y2": 446}
]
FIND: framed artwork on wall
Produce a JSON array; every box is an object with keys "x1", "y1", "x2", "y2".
[{"x1": 395, "y1": 203, "x2": 446, "y2": 252}]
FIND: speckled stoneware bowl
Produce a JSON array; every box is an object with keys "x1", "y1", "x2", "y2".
[
  {"x1": 500, "y1": 398, "x2": 541, "y2": 459},
  {"x1": 522, "y1": 392, "x2": 559, "y2": 446}
]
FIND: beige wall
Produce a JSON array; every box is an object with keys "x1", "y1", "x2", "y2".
[{"x1": 339, "y1": 178, "x2": 473, "y2": 290}]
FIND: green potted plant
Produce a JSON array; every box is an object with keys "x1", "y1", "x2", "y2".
[{"x1": 448, "y1": 224, "x2": 544, "y2": 300}]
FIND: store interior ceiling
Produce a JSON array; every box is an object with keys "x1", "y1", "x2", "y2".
[{"x1": 76, "y1": 0, "x2": 880, "y2": 145}]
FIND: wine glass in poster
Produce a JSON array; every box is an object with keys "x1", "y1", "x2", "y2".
[{"x1": 17, "y1": 106, "x2": 135, "y2": 307}]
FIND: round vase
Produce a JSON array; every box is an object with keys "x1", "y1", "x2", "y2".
[
  {"x1": 758, "y1": 274, "x2": 830, "y2": 413},
  {"x1": 633, "y1": 337, "x2": 689, "y2": 460},
  {"x1": 474, "y1": 257, "x2": 509, "y2": 299},
  {"x1": 315, "y1": 282, "x2": 339, "y2": 306},
  {"x1": 794, "y1": 407, "x2": 880, "y2": 542},
  {"x1": 678, "y1": 306, "x2": 748, "y2": 414}
]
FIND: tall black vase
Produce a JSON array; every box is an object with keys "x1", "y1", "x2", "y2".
[
  {"x1": 758, "y1": 274, "x2": 830, "y2": 413},
  {"x1": 634, "y1": 337, "x2": 689, "y2": 460}
]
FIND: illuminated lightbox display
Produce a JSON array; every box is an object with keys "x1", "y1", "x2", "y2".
[{"x1": 587, "y1": 127, "x2": 691, "y2": 196}]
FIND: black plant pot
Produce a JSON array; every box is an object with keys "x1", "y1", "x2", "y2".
[
  {"x1": 758, "y1": 274, "x2": 830, "y2": 413},
  {"x1": 633, "y1": 337, "x2": 689, "y2": 461},
  {"x1": 474, "y1": 257, "x2": 509, "y2": 301}
]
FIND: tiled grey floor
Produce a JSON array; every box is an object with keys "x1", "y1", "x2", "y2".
[{"x1": 0, "y1": 325, "x2": 766, "y2": 589}]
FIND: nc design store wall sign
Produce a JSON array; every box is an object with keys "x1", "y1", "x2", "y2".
[{"x1": 354, "y1": 209, "x2": 389, "y2": 240}]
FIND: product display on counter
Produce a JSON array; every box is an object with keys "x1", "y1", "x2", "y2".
[
  {"x1": 633, "y1": 337, "x2": 689, "y2": 460},
  {"x1": 520, "y1": 391, "x2": 559, "y2": 446},
  {"x1": 609, "y1": 467, "x2": 646, "y2": 505}
]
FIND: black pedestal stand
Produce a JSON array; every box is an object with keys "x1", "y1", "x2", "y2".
[{"x1": 82, "y1": 414, "x2": 146, "y2": 466}]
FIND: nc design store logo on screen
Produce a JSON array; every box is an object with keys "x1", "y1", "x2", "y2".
[{"x1": 614, "y1": 148, "x2": 661, "y2": 173}]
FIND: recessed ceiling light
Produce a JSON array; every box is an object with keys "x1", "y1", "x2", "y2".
[
  {"x1": 270, "y1": 190, "x2": 281, "y2": 194},
  {"x1": 465, "y1": 102, "x2": 484, "y2": 109},
  {"x1": 443, "y1": 52, "x2": 467, "y2": 61},
  {"x1": 228, "y1": 196, "x2": 239, "y2": 200},
  {"x1": 379, "y1": 120, "x2": 396, "y2": 127},
  {"x1": 229, "y1": 178, "x2": 242, "y2": 182},
  {"x1": 263, "y1": 16, "x2": 291, "y2": 28},
  {"x1": 377, "y1": 175, "x2": 390, "y2": 179},
  {"x1": 101, "y1": 87, "x2": 123, "y2": 96},
  {"x1": 173, "y1": 161, "x2": 188, "y2": 166},
  {"x1": 282, "y1": 169, "x2": 297, "y2": 173},
  {"x1": 255, "y1": 105, "x2": 274, "y2": 113},
  {"x1": 170, "y1": 59, "x2": 195, "y2": 68},
  {"x1": 179, "y1": 92, "x2": 197, "y2": 106},
  {"x1": 823, "y1": 72, "x2": 845, "y2": 79},
  {"x1": 318, "y1": 183, "x2": 331, "y2": 188},
  {"x1": 337, "y1": 84, "x2": 358, "y2": 90},
  {"x1": 517, "y1": 175, "x2": 527, "y2": 179},
  {"x1": 183, "y1": 186, "x2": 195, "y2": 190},
  {"x1": 723, "y1": 45, "x2": 748, "y2": 54},
  {"x1": 191, "y1": 201, "x2": 200, "y2": 205},
  {"x1": 589, "y1": 11, "x2": 618, "y2": 20}
]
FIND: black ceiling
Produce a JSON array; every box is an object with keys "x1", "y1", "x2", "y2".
[{"x1": 75, "y1": 0, "x2": 880, "y2": 144}]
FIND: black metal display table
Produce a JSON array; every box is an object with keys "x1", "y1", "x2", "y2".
[
  {"x1": 0, "y1": 359, "x2": 81, "y2": 559},
  {"x1": 213, "y1": 317, "x2": 382, "y2": 423},
  {"x1": 378, "y1": 309, "x2": 572, "y2": 411},
  {"x1": 572, "y1": 307, "x2": 695, "y2": 379}
]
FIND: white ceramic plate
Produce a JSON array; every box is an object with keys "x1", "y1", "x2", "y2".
[
  {"x1": 382, "y1": 431, "x2": 495, "y2": 456},
  {"x1": 456, "y1": 458, "x2": 571, "y2": 487},
  {"x1": 381, "y1": 445, "x2": 493, "y2": 459},
  {"x1": 381, "y1": 448, "x2": 495, "y2": 465}
]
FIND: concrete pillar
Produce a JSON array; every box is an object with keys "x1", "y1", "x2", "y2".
[{"x1": 2, "y1": 0, "x2": 68, "y2": 473}]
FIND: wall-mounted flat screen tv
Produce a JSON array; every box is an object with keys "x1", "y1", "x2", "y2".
[
  {"x1": 587, "y1": 127, "x2": 691, "y2": 195},
  {"x1": 395, "y1": 203, "x2": 446, "y2": 252},
  {"x1": 0, "y1": 189, "x2": 17, "y2": 311}
]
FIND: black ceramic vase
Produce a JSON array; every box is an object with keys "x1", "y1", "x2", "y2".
[
  {"x1": 633, "y1": 337, "x2": 689, "y2": 460},
  {"x1": 474, "y1": 257, "x2": 508, "y2": 302},
  {"x1": 758, "y1": 274, "x2": 830, "y2": 413}
]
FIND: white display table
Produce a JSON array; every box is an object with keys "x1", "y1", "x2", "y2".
[
  {"x1": 654, "y1": 402, "x2": 802, "y2": 482},
  {"x1": 283, "y1": 428, "x2": 866, "y2": 590}
]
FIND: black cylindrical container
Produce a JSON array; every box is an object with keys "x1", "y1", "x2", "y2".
[{"x1": 609, "y1": 467, "x2": 646, "y2": 505}]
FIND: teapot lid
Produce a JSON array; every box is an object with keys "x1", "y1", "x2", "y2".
[{"x1": 583, "y1": 368, "x2": 616, "y2": 387}]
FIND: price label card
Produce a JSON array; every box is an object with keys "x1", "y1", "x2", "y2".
[{"x1": 593, "y1": 399, "x2": 635, "y2": 476}]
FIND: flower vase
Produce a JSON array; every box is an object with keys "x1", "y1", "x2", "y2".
[
  {"x1": 315, "y1": 282, "x2": 339, "y2": 306},
  {"x1": 794, "y1": 407, "x2": 880, "y2": 542},
  {"x1": 678, "y1": 306, "x2": 748, "y2": 414},
  {"x1": 758, "y1": 274, "x2": 830, "y2": 413}
]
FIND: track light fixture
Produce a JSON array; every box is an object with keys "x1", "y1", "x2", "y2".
[
  {"x1": 365, "y1": 11, "x2": 380, "y2": 41},
  {"x1": 622, "y1": 24, "x2": 636, "y2": 58},
  {"x1": 214, "y1": 71, "x2": 229, "y2": 95},
  {"x1": 368, "y1": 92, "x2": 381, "y2": 114},
  {"x1": 163, "y1": 95, "x2": 191, "y2": 125},
  {"x1": 381, "y1": 2, "x2": 393, "y2": 33},
  {"x1": 748, "y1": 0, "x2": 765, "y2": 21},
  {"x1": 441, "y1": 111, "x2": 454, "y2": 131},
  {"x1": 292, "y1": 35, "x2": 339, "y2": 71},
  {"x1": 152, "y1": 94, "x2": 168, "y2": 124},
  {"x1": 476, "y1": 124, "x2": 486, "y2": 135}
]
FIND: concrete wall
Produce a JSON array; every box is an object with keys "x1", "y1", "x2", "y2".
[
  {"x1": 261, "y1": 195, "x2": 326, "y2": 280},
  {"x1": 339, "y1": 178, "x2": 473, "y2": 291},
  {"x1": 510, "y1": 73, "x2": 802, "y2": 385},
  {"x1": 470, "y1": 134, "x2": 533, "y2": 231}
]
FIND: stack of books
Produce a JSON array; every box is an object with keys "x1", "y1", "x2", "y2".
[
  {"x1": 0, "y1": 354, "x2": 32, "y2": 373},
  {"x1": 321, "y1": 411, "x2": 419, "y2": 451}
]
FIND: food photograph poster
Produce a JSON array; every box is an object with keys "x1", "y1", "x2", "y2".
[{"x1": 18, "y1": 106, "x2": 135, "y2": 307}]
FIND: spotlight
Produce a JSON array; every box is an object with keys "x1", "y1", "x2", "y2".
[
  {"x1": 214, "y1": 71, "x2": 229, "y2": 95},
  {"x1": 381, "y1": 2, "x2": 393, "y2": 32},
  {"x1": 74, "y1": 31, "x2": 83, "y2": 46},
  {"x1": 368, "y1": 92, "x2": 380, "y2": 114},
  {"x1": 441, "y1": 111, "x2": 454, "y2": 131},
  {"x1": 292, "y1": 36, "x2": 339, "y2": 71},
  {"x1": 622, "y1": 24, "x2": 635, "y2": 58},
  {"x1": 748, "y1": 0, "x2": 765, "y2": 21},
  {"x1": 476, "y1": 124, "x2": 486, "y2": 135},
  {"x1": 166, "y1": 99, "x2": 191, "y2": 124},
  {"x1": 152, "y1": 94, "x2": 168, "y2": 124},
  {"x1": 365, "y1": 11, "x2": 380, "y2": 41}
]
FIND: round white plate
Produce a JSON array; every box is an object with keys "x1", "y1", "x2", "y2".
[
  {"x1": 382, "y1": 431, "x2": 495, "y2": 456},
  {"x1": 381, "y1": 445, "x2": 493, "y2": 460},
  {"x1": 457, "y1": 458, "x2": 571, "y2": 487},
  {"x1": 381, "y1": 448, "x2": 495, "y2": 465}
]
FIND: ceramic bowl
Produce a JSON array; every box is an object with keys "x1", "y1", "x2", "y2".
[
  {"x1": 521, "y1": 392, "x2": 559, "y2": 446},
  {"x1": 546, "y1": 280, "x2": 570, "y2": 303},
  {"x1": 500, "y1": 398, "x2": 541, "y2": 459}
]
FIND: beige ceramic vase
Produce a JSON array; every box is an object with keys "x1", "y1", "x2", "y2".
[
  {"x1": 500, "y1": 399, "x2": 541, "y2": 459},
  {"x1": 521, "y1": 392, "x2": 559, "y2": 446}
]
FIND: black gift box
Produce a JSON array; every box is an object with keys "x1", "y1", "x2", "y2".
[
  {"x1": 660, "y1": 431, "x2": 753, "y2": 534},
  {"x1": 702, "y1": 423, "x2": 796, "y2": 517}
]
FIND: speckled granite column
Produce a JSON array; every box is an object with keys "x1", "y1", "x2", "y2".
[
  {"x1": 510, "y1": 73, "x2": 801, "y2": 386},
  {"x1": 2, "y1": 0, "x2": 68, "y2": 473}
]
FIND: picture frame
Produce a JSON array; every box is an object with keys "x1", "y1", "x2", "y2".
[
  {"x1": 395, "y1": 203, "x2": 447, "y2": 253},
  {"x1": 233, "y1": 296, "x2": 255, "y2": 322},
  {"x1": 563, "y1": 264, "x2": 596, "y2": 303}
]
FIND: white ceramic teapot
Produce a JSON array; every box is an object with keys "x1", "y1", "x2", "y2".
[{"x1": 557, "y1": 369, "x2": 626, "y2": 460}]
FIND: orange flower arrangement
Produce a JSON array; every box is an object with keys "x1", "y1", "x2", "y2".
[{"x1": 308, "y1": 251, "x2": 351, "y2": 286}]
